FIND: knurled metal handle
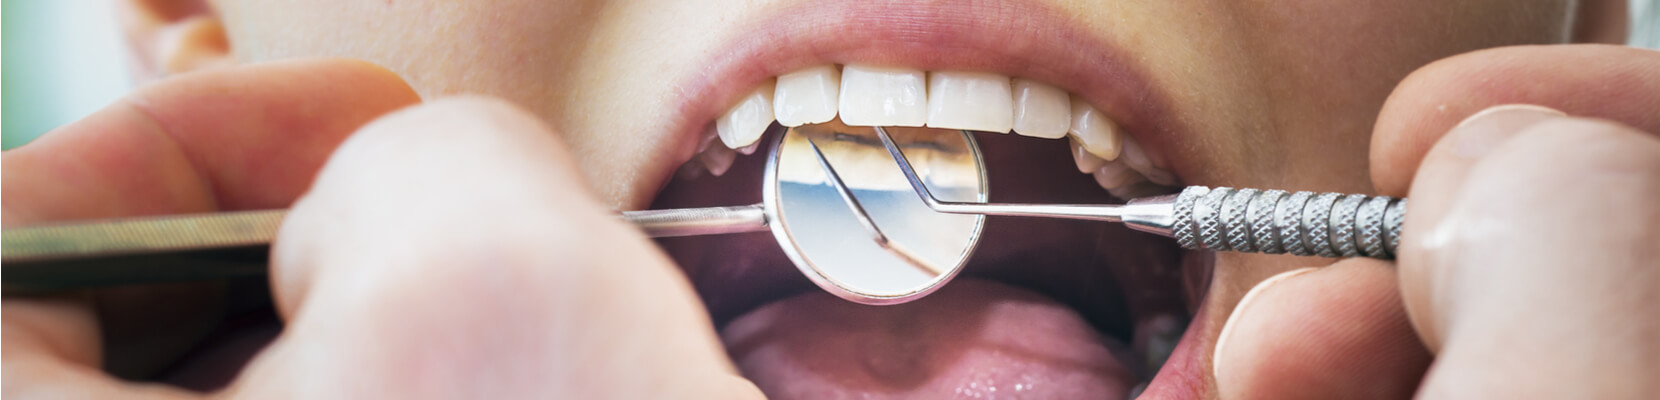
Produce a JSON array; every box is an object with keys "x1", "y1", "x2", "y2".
[{"x1": 1171, "y1": 186, "x2": 1406, "y2": 259}]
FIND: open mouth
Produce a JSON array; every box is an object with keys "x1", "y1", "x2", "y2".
[{"x1": 644, "y1": 1, "x2": 1218, "y2": 398}]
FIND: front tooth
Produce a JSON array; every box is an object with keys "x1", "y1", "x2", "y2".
[
  {"x1": 925, "y1": 71, "x2": 1013, "y2": 133},
  {"x1": 1011, "y1": 79, "x2": 1070, "y2": 139},
  {"x1": 838, "y1": 64, "x2": 928, "y2": 127},
  {"x1": 716, "y1": 79, "x2": 776, "y2": 149},
  {"x1": 773, "y1": 65, "x2": 841, "y2": 127},
  {"x1": 1068, "y1": 96, "x2": 1123, "y2": 161}
]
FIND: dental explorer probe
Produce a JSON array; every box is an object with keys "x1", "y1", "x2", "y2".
[
  {"x1": 0, "y1": 207, "x2": 771, "y2": 292},
  {"x1": 870, "y1": 126, "x2": 1408, "y2": 260}
]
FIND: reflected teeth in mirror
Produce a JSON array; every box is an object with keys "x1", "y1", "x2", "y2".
[
  {"x1": 1068, "y1": 96, "x2": 1122, "y2": 161},
  {"x1": 838, "y1": 64, "x2": 929, "y2": 127},
  {"x1": 925, "y1": 71, "x2": 1014, "y2": 133},
  {"x1": 717, "y1": 79, "x2": 777, "y2": 149},
  {"x1": 1011, "y1": 78, "x2": 1071, "y2": 139},
  {"x1": 774, "y1": 65, "x2": 841, "y2": 127}
]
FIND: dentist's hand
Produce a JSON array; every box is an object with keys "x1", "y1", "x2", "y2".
[
  {"x1": 2, "y1": 59, "x2": 760, "y2": 398},
  {"x1": 1212, "y1": 44, "x2": 1660, "y2": 399},
  {"x1": 238, "y1": 95, "x2": 759, "y2": 398},
  {"x1": 5, "y1": 58, "x2": 421, "y2": 396}
]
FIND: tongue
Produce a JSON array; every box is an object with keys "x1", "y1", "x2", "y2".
[{"x1": 721, "y1": 278, "x2": 1136, "y2": 399}]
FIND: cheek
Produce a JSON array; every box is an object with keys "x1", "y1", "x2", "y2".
[
  {"x1": 1201, "y1": 0, "x2": 1572, "y2": 189},
  {"x1": 1239, "y1": 0, "x2": 1571, "y2": 100},
  {"x1": 222, "y1": 0, "x2": 589, "y2": 97},
  {"x1": 1249, "y1": 0, "x2": 1571, "y2": 48}
]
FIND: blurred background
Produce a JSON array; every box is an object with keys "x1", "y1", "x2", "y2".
[{"x1": 3, "y1": 0, "x2": 1659, "y2": 149}]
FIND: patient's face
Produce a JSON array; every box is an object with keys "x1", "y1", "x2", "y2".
[
  {"x1": 212, "y1": 0, "x2": 1574, "y2": 397},
  {"x1": 216, "y1": 0, "x2": 1572, "y2": 207}
]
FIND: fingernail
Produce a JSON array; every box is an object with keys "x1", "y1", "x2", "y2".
[
  {"x1": 1212, "y1": 267, "x2": 1319, "y2": 380},
  {"x1": 1448, "y1": 104, "x2": 1566, "y2": 158}
]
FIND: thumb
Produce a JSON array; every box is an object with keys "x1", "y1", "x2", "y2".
[{"x1": 1212, "y1": 260, "x2": 1430, "y2": 400}]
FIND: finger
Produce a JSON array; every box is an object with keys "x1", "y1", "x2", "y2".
[
  {"x1": 2, "y1": 57, "x2": 420, "y2": 225},
  {"x1": 1213, "y1": 260, "x2": 1431, "y2": 400},
  {"x1": 1392, "y1": 105, "x2": 1566, "y2": 349},
  {"x1": 1372, "y1": 44, "x2": 1660, "y2": 197},
  {"x1": 238, "y1": 97, "x2": 760, "y2": 398},
  {"x1": 1, "y1": 58, "x2": 417, "y2": 397},
  {"x1": 1401, "y1": 118, "x2": 1660, "y2": 398}
]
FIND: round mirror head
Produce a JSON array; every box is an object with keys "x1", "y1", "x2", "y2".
[{"x1": 763, "y1": 121, "x2": 988, "y2": 305}]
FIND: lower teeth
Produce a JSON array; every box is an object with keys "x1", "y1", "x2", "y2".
[
  {"x1": 1133, "y1": 313, "x2": 1186, "y2": 373},
  {"x1": 1071, "y1": 134, "x2": 1181, "y2": 197},
  {"x1": 1106, "y1": 180, "x2": 1177, "y2": 200}
]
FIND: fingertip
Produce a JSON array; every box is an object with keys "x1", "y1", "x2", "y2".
[
  {"x1": 290, "y1": 57, "x2": 423, "y2": 103},
  {"x1": 1442, "y1": 104, "x2": 1565, "y2": 159},
  {"x1": 1213, "y1": 267, "x2": 1316, "y2": 395},
  {"x1": 1214, "y1": 261, "x2": 1429, "y2": 400},
  {"x1": 333, "y1": 95, "x2": 585, "y2": 190},
  {"x1": 137, "y1": 57, "x2": 421, "y2": 107}
]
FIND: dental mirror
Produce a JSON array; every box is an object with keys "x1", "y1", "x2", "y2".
[{"x1": 764, "y1": 122, "x2": 988, "y2": 304}]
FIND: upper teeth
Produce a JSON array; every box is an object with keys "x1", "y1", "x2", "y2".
[
  {"x1": 926, "y1": 71, "x2": 1015, "y2": 133},
  {"x1": 702, "y1": 63, "x2": 1178, "y2": 193},
  {"x1": 716, "y1": 80, "x2": 776, "y2": 149},
  {"x1": 1068, "y1": 96, "x2": 1122, "y2": 161},
  {"x1": 1011, "y1": 78, "x2": 1071, "y2": 139},
  {"x1": 838, "y1": 65, "x2": 929, "y2": 127},
  {"x1": 773, "y1": 65, "x2": 841, "y2": 127}
]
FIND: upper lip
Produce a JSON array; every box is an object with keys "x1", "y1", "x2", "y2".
[{"x1": 655, "y1": 0, "x2": 1186, "y2": 194}]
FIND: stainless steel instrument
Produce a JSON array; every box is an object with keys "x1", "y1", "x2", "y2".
[{"x1": 866, "y1": 126, "x2": 1408, "y2": 260}]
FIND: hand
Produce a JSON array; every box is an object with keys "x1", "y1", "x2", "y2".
[
  {"x1": 1210, "y1": 44, "x2": 1660, "y2": 399},
  {"x1": 2, "y1": 60, "x2": 761, "y2": 398},
  {"x1": 4, "y1": 58, "x2": 421, "y2": 396}
]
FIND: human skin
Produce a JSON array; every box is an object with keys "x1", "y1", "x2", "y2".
[{"x1": 3, "y1": 0, "x2": 1656, "y2": 398}]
